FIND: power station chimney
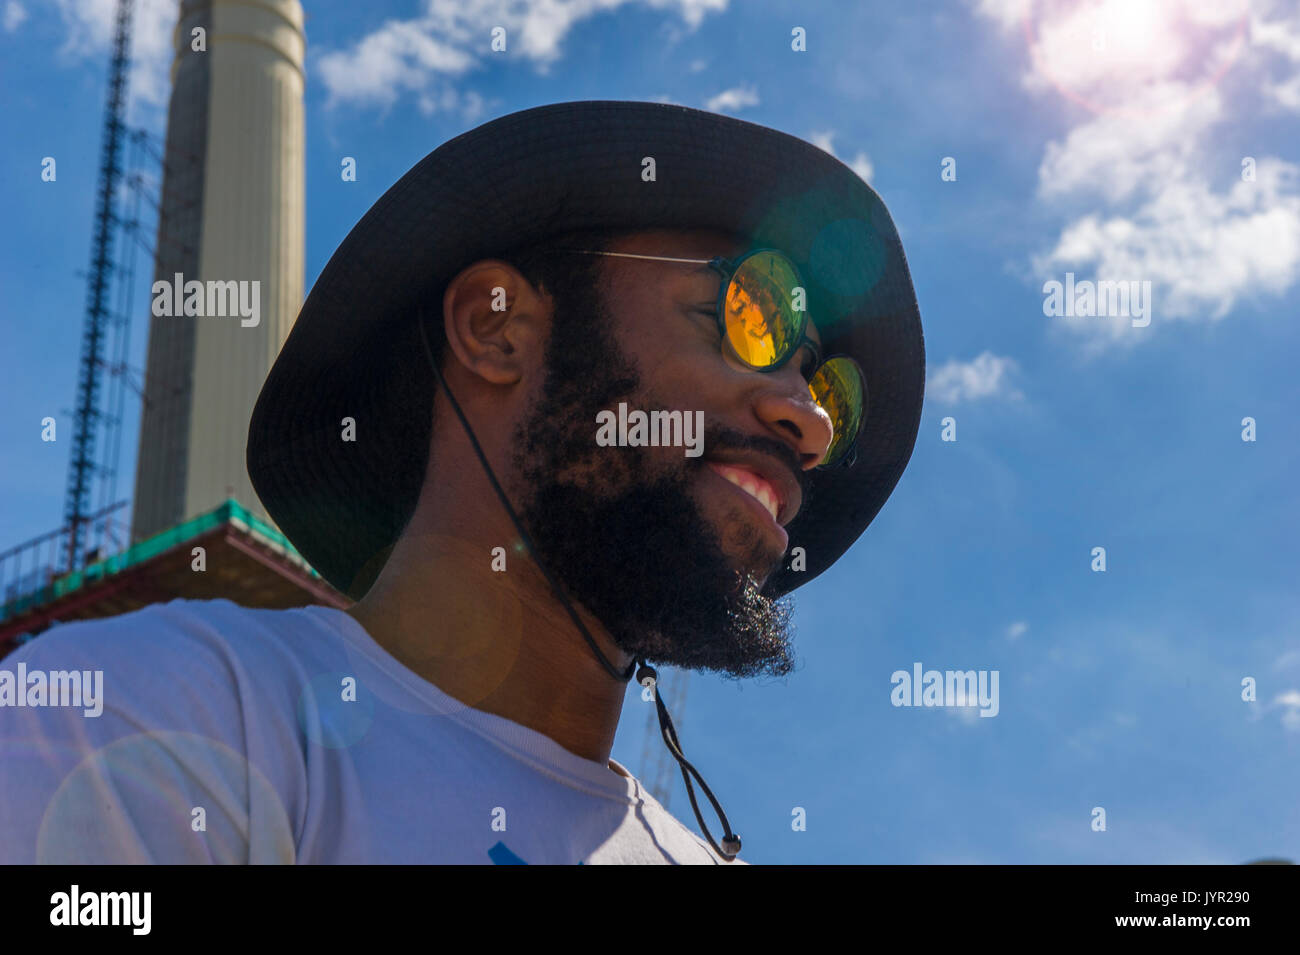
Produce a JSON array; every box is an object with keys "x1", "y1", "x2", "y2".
[{"x1": 131, "y1": 0, "x2": 305, "y2": 543}]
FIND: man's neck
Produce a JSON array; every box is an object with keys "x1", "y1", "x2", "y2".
[{"x1": 344, "y1": 527, "x2": 633, "y2": 766}]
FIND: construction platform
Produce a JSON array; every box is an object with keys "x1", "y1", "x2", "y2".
[{"x1": 0, "y1": 498, "x2": 347, "y2": 656}]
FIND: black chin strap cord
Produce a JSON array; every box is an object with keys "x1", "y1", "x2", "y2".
[
  {"x1": 636, "y1": 662, "x2": 742, "y2": 860},
  {"x1": 416, "y1": 311, "x2": 741, "y2": 861},
  {"x1": 417, "y1": 310, "x2": 630, "y2": 682}
]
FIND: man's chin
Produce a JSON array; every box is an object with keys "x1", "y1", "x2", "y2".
[
  {"x1": 722, "y1": 550, "x2": 781, "y2": 591},
  {"x1": 697, "y1": 507, "x2": 788, "y2": 586}
]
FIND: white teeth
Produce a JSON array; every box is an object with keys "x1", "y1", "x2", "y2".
[{"x1": 714, "y1": 465, "x2": 779, "y2": 522}]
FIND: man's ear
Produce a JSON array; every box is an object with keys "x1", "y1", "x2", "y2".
[{"x1": 441, "y1": 260, "x2": 549, "y2": 386}]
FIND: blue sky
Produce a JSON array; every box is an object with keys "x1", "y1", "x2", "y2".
[{"x1": 2, "y1": 0, "x2": 1298, "y2": 863}]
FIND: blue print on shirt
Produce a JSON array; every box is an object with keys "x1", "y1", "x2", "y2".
[
  {"x1": 488, "y1": 841, "x2": 527, "y2": 865},
  {"x1": 488, "y1": 841, "x2": 586, "y2": 864}
]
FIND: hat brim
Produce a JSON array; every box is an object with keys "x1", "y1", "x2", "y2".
[{"x1": 247, "y1": 100, "x2": 925, "y2": 602}]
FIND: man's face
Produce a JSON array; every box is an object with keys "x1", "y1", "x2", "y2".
[{"x1": 510, "y1": 229, "x2": 834, "y2": 679}]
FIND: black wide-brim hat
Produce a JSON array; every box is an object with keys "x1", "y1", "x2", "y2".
[{"x1": 247, "y1": 100, "x2": 924, "y2": 602}]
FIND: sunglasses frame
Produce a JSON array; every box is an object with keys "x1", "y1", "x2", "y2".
[{"x1": 541, "y1": 247, "x2": 864, "y2": 469}]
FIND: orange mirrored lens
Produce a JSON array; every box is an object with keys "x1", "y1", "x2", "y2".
[
  {"x1": 723, "y1": 252, "x2": 802, "y2": 367},
  {"x1": 808, "y1": 357, "x2": 865, "y2": 467}
]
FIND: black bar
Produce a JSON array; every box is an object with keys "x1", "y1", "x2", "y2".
[{"x1": 1, "y1": 864, "x2": 1289, "y2": 940}]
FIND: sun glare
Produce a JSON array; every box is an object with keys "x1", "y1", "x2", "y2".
[{"x1": 1022, "y1": 0, "x2": 1250, "y2": 115}]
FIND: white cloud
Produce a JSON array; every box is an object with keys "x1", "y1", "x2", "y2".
[
  {"x1": 973, "y1": 0, "x2": 1032, "y2": 32},
  {"x1": 1264, "y1": 72, "x2": 1300, "y2": 111},
  {"x1": 4, "y1": 1, "x2": 27, "y2": 33},
  {"x1": 1254, "y1": 3, "x2": 1300, "y2": 112},
  {"x1": 52, "y1": 0, "x2": 177, "y2": 112},
  {"x1": 808, "y1": 129, "x2": 875, "y2": 183},
  {"x1": 1006, "y1": 621, "x2": 1029, "y2": 642},
  {"x1": 654, "y1": 0, "x2": 727, "y2": 30},
  {"x1": 1255, "y1": 8, "x2": 1300, "y2": 61},
  {"x1": 1272, "y1": 649, "x2": 1300, "y2": 671},
  {"x1": 1020, "y1": 0, "x2": 1195, "y2": 99},
  {"x1": 1274, "y1": 690, "x2": 1300, "y2": 732},
  {"x1": 416, "y1": 86, "x2": 488, "y2": 121},
  {"x1": 317, "y1": 0, "x2": 728, "y2": 111},
  {"x1": 848, "y1": 154, "x2": 875, "y2": 182},
  {"x1": 1036, "y1": 159, "x2": 1300, "y2": 335},
  {"x1": 1251, "y1": 686, "x2": 1300, "y2": 733},
  {"x1": 974, "y1": 0, "x2": 1300, "y2": 349},
  {"x1": 704, "y1": 85, "x2": 758, "y2": 113},
  {"x1": 318, "y1": 18, "x2": 475, "y2": 110},
  {"x1": 927, "y1": 351, "x2": 1022, "y2": 404},
  {"x1": 1036, "y1": 85, "x2": 1220, "y2": 204}
]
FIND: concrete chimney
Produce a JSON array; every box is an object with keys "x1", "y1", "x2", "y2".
[{"x1": 132, "y1": 0, "x2": 305, "y2": 542}]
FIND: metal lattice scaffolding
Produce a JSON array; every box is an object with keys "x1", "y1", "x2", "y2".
[{"x1": 63, "y1": 0, "x2": 134, "y2": 573}]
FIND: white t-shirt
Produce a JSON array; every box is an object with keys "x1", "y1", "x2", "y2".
[{"x1": 0, "y1": 598, "x2": 743, "y2": 864}]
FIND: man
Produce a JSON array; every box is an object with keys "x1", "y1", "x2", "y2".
[{"x1": 0, "y1": 101, "x2": 924, "y2": 864}]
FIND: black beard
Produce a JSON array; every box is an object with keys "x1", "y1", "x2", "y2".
[{"x1": 509, "y1": 296, "x2": 797, "y2": 681}]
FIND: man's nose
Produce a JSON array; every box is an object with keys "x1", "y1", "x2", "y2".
[{"x1": 752, "y1": 378, "x2": 835, "y2": 469}]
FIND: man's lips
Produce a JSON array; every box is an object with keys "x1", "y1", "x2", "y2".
[
  {"x1": 702, "y1": 449, "x2": 802, "y2": 527},
  {"x1": 706, "y1": 462, "x2": 782, "y2": 523},
  {"x1": 702, "y1": 460, "x2": 798, "y2": 556}
]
